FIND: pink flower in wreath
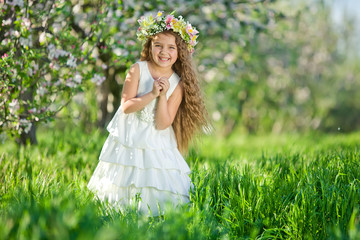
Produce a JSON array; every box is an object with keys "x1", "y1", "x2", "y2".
[
  {"x1": 137, "y1": 16, "x2": 144, "y2": 24},
  {"x1": 186, "y1": 24, "x2": 198, "y2": 37},
  {"x1": 165, "y1": 15, "x2": 174, "y2": 29}
]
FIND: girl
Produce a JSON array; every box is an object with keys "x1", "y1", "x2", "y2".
[{"x1": 87, "y1": 11, "x2": 208, "y2": 216}]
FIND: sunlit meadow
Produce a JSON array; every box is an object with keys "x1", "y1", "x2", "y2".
[{"x1": 1, "y1": 124, "x2": 359, "y2": 239}]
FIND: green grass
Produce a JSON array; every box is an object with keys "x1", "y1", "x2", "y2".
[{"x1": 0, "y1": 124, "x2": 359, "y2": 239}]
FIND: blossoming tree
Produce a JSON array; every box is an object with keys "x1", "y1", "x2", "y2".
[{"x1": 0, "y1": 0, "x2": 110, "y2": 144}]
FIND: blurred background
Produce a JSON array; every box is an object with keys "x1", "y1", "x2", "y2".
[{"x1": 1, "y1": 0, "x2": 360, "y2": 144}]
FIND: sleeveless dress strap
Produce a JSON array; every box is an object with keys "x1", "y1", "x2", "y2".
[
  {"x1": 136, "y1": 61, "x2": 145, "y2": 73},
  {"x1": 136, "y1": 61, "x2": 145, "y2": 85},
  {"x1": 166, "y1": 71, "x2": 180, "y2": 99}
]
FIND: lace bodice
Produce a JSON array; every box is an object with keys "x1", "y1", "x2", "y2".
[{"x1": 136, "y1": 100, "x2": 157, "y2": 122}]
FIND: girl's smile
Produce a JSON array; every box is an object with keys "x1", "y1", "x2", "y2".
[{"x1": 158, "y1": 56, "x2": 170, "y2": 62}]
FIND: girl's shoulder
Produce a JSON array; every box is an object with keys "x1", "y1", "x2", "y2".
[
  {"x1": 126, "y1": 62, "x2": 141, "y2": 77},
  {"x1": 131, "y1": 61, "x2": 149, "y2": 75},
  {"x1": 135, "y1": 60, "x2": 147, "y2": 67},
  {"x1": 128, "y1": 60, "x2": 149, "y2": 77}
]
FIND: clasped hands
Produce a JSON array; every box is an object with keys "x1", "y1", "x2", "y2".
[{"x1": 152, "y1": 77, "x2": 170, "y2": 97}]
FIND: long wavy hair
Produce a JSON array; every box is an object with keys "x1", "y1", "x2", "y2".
[{"x1": 140, "y1": 30, "x2": 208, "y2": 152}]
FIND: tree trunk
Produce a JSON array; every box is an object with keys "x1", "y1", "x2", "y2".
[
  {"x1": 97, "y1": 77, "x2": 110, "y2": 128},
  {"x1": 17, "y1": 123, "x2": 37, "y2": 145},
  {"x1": 17, "y1": 85, "x2": 38, "y2": 145},
  {"x1": 96, "y1": 64, "x2": 125, "y2": 129}
]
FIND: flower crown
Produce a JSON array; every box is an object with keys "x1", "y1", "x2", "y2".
[{"x1": 137, "y1": 11, "x2": 199, "y2": 52}]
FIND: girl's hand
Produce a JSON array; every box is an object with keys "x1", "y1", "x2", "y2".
[
  {"x1": 158, "y1": 77, "x2": 170, "y2": 96},
  {"x1": 152, "y1": 79, "x2": 162, "y2": 97}
]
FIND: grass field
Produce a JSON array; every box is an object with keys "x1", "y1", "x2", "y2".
[{"x1": 0, "y1": 125, "x2": 359, "y2": 239}]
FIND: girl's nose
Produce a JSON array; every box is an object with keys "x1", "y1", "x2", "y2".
[{"x1": 159, "y1": 48, "x2": 168, "y2": 53}]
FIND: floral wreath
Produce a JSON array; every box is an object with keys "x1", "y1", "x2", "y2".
[{"x1": 137, "y1": 11, "x2": 199, "y2": 53}]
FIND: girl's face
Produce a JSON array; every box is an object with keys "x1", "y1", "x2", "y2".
[{"x1": 150, "y1": 33, "x2": 178, "y2": 69}]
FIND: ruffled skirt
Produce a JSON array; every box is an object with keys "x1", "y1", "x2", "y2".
[{"x1": 87, "y1": 108, "x2": 192, "y2": 216}]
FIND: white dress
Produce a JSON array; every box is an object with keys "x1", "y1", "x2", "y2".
[{"x1": 87, "y1": 61, "x2": 191, "y2": 216}]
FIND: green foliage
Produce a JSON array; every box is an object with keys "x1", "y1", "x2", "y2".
[
  {"x1": 193, "y1": 0, "x2": 360, "y2": 134},
  {"x1": 1, "y1": 125, "x2": 359, "y2": 239}
]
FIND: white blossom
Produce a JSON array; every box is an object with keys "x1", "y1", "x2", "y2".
[
  {"x1": 13, "y1": 30, "x2": 21, "y2": 38},
  {"x1": 47, "y1": 44, "x2": 55, "y2": 52},
  {"x1": 49, "y1": 62, "x2": 61, "y2": 70},
  {"x1": 65, "y1": 80, "x2": 77, "y2": 88},
  {"x1": 65, "y1": 74, "x2": 83, "y2": 88},
  {"x1": 48, "y1": 44, "x2": 69, "y2": 59},
  {"x1": 9, "y1": 99, "x2": 19, "y2": 115},
  {"x1": 39, "y1": 32, "x2": 46, "y2": 44},
  {"x1": 19, "y1": 36, "x2": 33, "y2": 47},
  {"x1": 6, "y1": 0, "x2": 24, "y2": 7},
  {"x1": 2, "y1": 18, "x2": 12, "y2": 26},
  {"x1": 18, "y1": 119, "x2": 32, "y2": 134},
  {"x1": 1, "y1": 38, "x2": 9, "y2": 45},
  {"x1": 73, "y1": 72, "x2": 82, "y2": 84},
  {"x1": 66, "y1": 54, "x2": 77, "y2": 68},
  {"x1": 91, "y1": 74, "x2": 106, "y2": 86},
  {"x1": 22, "y1": 18, "x2": 31, "y2": 28},
  {"x1": 113, "y1": 48, "x2": 129, "y2": 57},
  {"x1": 36, "y1": 86, "x2": 47, "y2": 96}
]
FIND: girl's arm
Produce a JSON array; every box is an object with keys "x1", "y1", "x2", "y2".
[
  {"x1": 155, "y1": 81, "x2": 183, "y2": 130},
  {"x1": 121, "y1": 63, "x2": 161, "y2": 114}
]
